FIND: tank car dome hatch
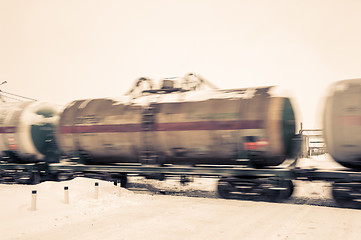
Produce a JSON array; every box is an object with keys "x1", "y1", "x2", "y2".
[
  {"x1": 323, "y1": 78, "x2": 361, "y2": 170},
  {"x1": 161, "y1": 79, "x2": 175, "y2": 89}
]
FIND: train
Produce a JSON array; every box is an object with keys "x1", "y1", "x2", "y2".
[
  {"x1": 0, "y1": 74, "x2": 360, "y2": 208},
  {"x1": 323, "y1": 78, "x2": 361, "y2": 169},
  {"x1": 57, "y1": 74, "x2": 296, "y2": 168},
  {"x1": 0, "y1": 101, "x2": 60, "y2": 163}
]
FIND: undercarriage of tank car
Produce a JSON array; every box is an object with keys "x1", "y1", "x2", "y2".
[
  {"x1": 295, "y1": 168, "x2": 361, "y2": 208},
  {"x1": 332, "y1": 181, "x2": 361, "y2": 208},
  {"x1": 0, "y1": 169, "x2": 42, "y2": 184},
  {"x1": 217, "y1": 176, "x2": 294, "y2": 202}
]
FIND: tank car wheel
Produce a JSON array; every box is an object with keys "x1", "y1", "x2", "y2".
[
  {"x1": 262, "y1": 183, "x2": 282, "y2": 202},
  {"x1": 280, "y1": 180, "x2": 294, "y2": 199},
  {"x1": 332, "y1": 183, "x2": 355, "y2": 208},
  {"x1": 217, "y1": 177, "x2": 235, "y2": 199},
  {"x1": 56, "y1": 171, "x2": 74, "y2": 182},
  {"x1": 264, "y1": 190, "x2": 281, "y2": 202},
  {"x1": 113, "y1": 175, "x2": 128, "y2": 188},
  {"x1": 263, "y1": 179, "x2": 294, "y2": 202},
  {"x1": 29, "y1": 172, "x2": 41, "y2": 185},
  {"x1": 120, "y1": 175, "x2": 128, "y2": 188},
  {"x1": 15, "y1": 172, "x2": 41, "y2": 185}
]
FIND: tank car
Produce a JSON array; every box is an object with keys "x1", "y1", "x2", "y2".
[
  {"x1": 57, "y1": 74, "x2": 297, "y2": 168},
  {"x1": 0, "y1": 101, "x2": 60, "y2": 163},
  {"x1": 323, "y1": 78, "x2": 361, "y2": 170}
]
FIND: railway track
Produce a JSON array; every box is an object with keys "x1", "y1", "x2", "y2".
[{"x1": 126, "y1": 177, "x2": 342, "y2": 209}]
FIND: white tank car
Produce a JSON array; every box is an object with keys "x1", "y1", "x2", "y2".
[
  {"x1": 323, "y1": 79, "x2": 361, "y2": 169},
  {"x1": 0, "y1": 101, "x2": 60, "y2": 162},
  {"x1": 57, "y1": 75, "x2": 297, "y2": 167}
]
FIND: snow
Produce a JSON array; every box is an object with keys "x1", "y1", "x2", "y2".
[
  {"x1": 100, "y1": 85, "x2": 276, "y2": 107},
  {"x1": 296, "y1": 153, "x2": 346, "y2": 170},
  {"x1": 1, "y1": 155, "x2": 361, "y2": 240},
  {"x1": 128, "y1": 87, "x2": 266, "y2": 106},
  {"x1": 330, "y1": 78, "x2": 361, "y2": 95}
]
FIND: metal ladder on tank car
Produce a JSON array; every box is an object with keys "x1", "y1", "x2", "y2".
[{"x1": 140, "y1": 103, "x2": 158, "y2": 164}]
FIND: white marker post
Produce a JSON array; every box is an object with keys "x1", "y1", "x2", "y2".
[
  {"x1": 94, "y1": 182, "x2": 99, "y2": 199},
  {"x1": 113, "y1": 180, "x2": 118, "y2": 195},
  {"x1": 30, "y1": 190, "x2": 37, "y2": 211},
  {"x1": 117, "y1": 181, "x2": 121, "y2": 197},
  {"x1": 64, "y1": 186, "x2": 69, "y2": 204}
]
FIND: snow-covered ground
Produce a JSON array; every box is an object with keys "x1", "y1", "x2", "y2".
[{"x1": 1, "y1": 155, "x2": 361, "y2": 240}]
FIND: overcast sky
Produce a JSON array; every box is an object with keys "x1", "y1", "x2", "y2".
[{"x1": 1, "y1": 0, "x2": 361, "y2": 129}]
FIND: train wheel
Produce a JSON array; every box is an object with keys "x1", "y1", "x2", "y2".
[
  {"x1": 56, "y1": 171, "x2": 74, "y2": 182},
  {"x1": 263, "y1": 179, "x2": 294, "y2": 202},
  {"x1": 27, "y1": 172, "x2": 41, "y2": 185},
  {"x1": 120, "y1": 175, "x2": 128, "y2": 188},
  {"x1": 15, "y1": 171, "x2": 41, "y2": 185},
  {"x1": 281, "y1": 180, "x2": 294, "y2": 199},
  {"x1": 263, "y1": 189, "x2": 281, "y2": 202},
  {"x1": 217, "y1": 177, "x2": 235, "y2": 199},
  {"x1": 113, "y1": 175, "x2": 128, "y2": 188},
  {"x1": 332, "y1": 182, "x2": 356, "y2": 208}
]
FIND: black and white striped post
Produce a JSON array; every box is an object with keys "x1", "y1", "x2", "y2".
[
  {"x1": 117, "y1": 180, "x2": 121, "y2": 197},
  {"x1": 64, "y1": 186, "x2": 69, "y2": 204},
  {"x1": 30, "y1": 190, "x2": 37, "y2": 211},
  {"x1": 94, "y1": 182, "x2": 99, "y2": 199}
]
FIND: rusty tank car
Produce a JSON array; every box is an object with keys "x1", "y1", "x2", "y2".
[
  {"x1": 56, "y1": 73, "x2": 297, "y2": 167},
  {"x1": 323, "y1": 78, "x2": 361, "y2": 170},
  {"x1": 0, "y1": 101, "x2": 60, "y2": 163}
]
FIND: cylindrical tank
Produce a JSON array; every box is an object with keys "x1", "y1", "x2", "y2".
[
  {"x1": 323, "y1": 79, "x2": 361, "y2": 169},
  {"x1": 0, "y1": 101, "x2": 60, "y2": 162},
  {"x1": 57, "y1": 86, "x2": 297, "y2": 167},
  {"x1": 57, "y1": 98, "x2": 142, "y2": 163}
]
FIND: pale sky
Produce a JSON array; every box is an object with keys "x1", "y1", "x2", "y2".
[{"x1": 1, "y1": 0, "x2": 361, "y2": 129}]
